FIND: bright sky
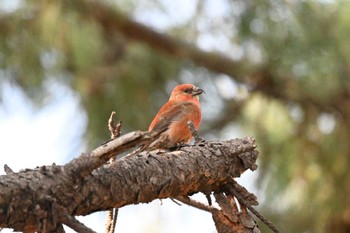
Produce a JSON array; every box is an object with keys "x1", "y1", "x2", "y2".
[{"x1": 0, "y1": 0, "x2": 259, "y2": 232}]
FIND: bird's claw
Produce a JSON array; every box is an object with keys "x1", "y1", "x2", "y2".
[{"x1": 194, "y1": 137, "x2": 206, "y2": 146}]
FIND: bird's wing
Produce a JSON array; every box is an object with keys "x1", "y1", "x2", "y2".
[{"x1": 150, "y1": 101, "x2": 195, "y2": 133}]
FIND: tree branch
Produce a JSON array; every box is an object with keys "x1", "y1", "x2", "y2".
[{"x1": 0, "y1": 134, "x2": 258, "y2": 232}]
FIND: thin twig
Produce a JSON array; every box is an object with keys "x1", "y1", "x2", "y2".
[
  {"x1": 108, "y1": 111, "x2": 122, "y2": 140},
  {"x1": 61, "y1": 214, "x2": 96, "y2": 233},
  {"x1": 110, "y1": 208, "x2": 118, "y2": 232},
  {"x1": 105, "y1": 210, "x2": 114, "y2": 233},
  {"x1": 175, "y1": 196, "x2": 216, "y2": 213},
  {"x1": 107, "y1": 112, "x2": 122, "y2": 163},
  {"x1": 106, "y1": 111, "x2": 122, "y2": 233},
  {"x1": 170, "y1": 198, "x2": 182, "y2": 206}
]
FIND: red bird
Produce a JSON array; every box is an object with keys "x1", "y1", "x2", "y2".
[{"x1": 146, "y1": 84, "x2": 204, "y2": 150}]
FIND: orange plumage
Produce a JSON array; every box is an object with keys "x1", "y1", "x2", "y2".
[{"x1": 147, "y1": 84, "x2": 204, "y2": 150}]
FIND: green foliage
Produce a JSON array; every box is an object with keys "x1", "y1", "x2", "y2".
[{"x1": 1, "y1": 0, "x2": 350, "y2": 232}]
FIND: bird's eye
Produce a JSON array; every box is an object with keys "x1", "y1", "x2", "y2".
[{"x1": 184, "y1": 88, "x2": 192, "y2": 94}]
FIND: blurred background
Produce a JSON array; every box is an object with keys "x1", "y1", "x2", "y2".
[{"x1": 1, "y1": 0, "x2": 350, "y2": 232}]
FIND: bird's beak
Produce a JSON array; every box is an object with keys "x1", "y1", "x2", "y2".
[{"x1": 192, "y1": 86, "x2": 205, "y2": 96}]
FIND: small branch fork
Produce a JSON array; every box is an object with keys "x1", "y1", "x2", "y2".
[
  {"x1": 225, "y1": 183, "x2": 280, "y2": 233},
  {"x1": 175, "y1": 182, "x2": 280, "y2": 233},
  {"x1": 105, "y1": 111, "x2": 122, "y2": 233}
]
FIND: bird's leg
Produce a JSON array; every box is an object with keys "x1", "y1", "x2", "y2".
[{"x1": 187, "y1": 121, "x2": 206, "y2": 145}]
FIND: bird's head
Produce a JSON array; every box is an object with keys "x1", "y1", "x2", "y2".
[{"x1": 169, "y1": 84, "x2": 205, "y2": 103}]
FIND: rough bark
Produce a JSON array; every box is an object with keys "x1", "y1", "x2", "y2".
[{"x1": 0, "y1": 132, "x2": 258, "y2": 232}]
